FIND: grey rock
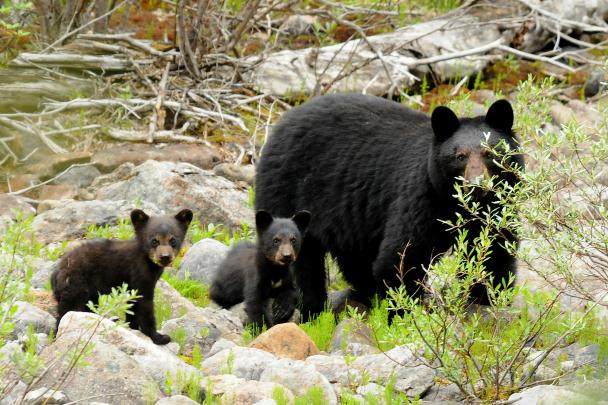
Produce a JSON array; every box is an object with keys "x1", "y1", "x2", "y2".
[
  {"x1": 23, "y1": 387, "x2": 69, "y2": 404},
  {"x1": 583, "y1": 70, "x2": 605, "y2": 98},
  {"x1": 280, "y1": 15, "x2": 318, "y2": 36},
  {"x1": 50, "y1": 165, "x2": 101, "y2": 188},
  {"x1": 260, "y1": 358, "x2": 337, "y2": 405},
  {"x1": 356, "y1": 382, "x2": 385, "y2": 397},
  {"x1": 329, "y1": 318, "x2": 378, "y2": 355},
  {"x1": 393, "y1": 365, "x2": 435, "y2": 397},
  {"x1": 213, "y1": 163, "x2": 255, "y2": 185},
  {"x1": 423, "y1": 382, "x2": 464, "y2": 402},
  {"x1": 11, "y1": 301, "x2": 55, "y2": 338},
  {"x1": 0, "y1": 193, "x2": 35, "y2": 234},
  {"x1": 305, "y1": 354, "x2": 364, "y2": 385},
  {"x1": 205, "y1": 338, "x2": 238, "y2": 358},
  {"x1": 30, "y1": 261, "x2": 56, "y2": 289},
  {"x1": 155, "y1": 395, "x2": 200, "y2": 405},
  {"x1": 201, "y1": 347, "x2": 277, "y2": 380},
  {"x1": 32, "y1": 199, "x2": 161, "y2": 244},
  {"x1": 0, "y1": 380, "x2": 27, "y2": 405},
  {"x1": 36, "y1": 325, "x2": 161, "y2": 404},
  {"x1": 224, "y1": 380, "x2": 293, "y2": 405},
  {"x1": 253, "y1": 400, "x2": 278, "y2": 405},
  {"x1": 509, "y1": 385, "x2": 577, "y2": 405},
  {"x1": 354, "y1": 344, "x2": 427, "y2": 383},
  {"x1": 55, "y1": 312, "x2": 200, "y2": 388},
  {"x1": 176, "y1": 238, "x2": 229, "y2": 284},
  {"x1": 156, "y1": 280, "x2": 243, "y2": 354},
  {"x1": 95, "y1": 160, "x2": 253, "y2": 229}
]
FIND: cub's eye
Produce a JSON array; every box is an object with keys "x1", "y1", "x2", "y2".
[
  {"x1": 290, "y1": 237, "x2": 297, "y2": 244},
  {"x1": 456, "y1": 153, "x2": 467, "y2": 162},
  {"x1": 151, "y1": 239, "x2": 160, "y2": 248},
  {"x1": 273, "y1": 238, "x2": 280, "y2": 245},
  {"x1": 169, "y1": 237, "x2": 178, "y2": 248}
]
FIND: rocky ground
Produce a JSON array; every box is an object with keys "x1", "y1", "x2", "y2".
[{"x1": 1, "y1": 94, "x2": 608, "y2": 404}]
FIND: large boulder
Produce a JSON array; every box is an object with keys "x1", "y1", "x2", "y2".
[
  {"x1": 35, "y1": 313, "x2": 164, "y2": 404},
  {"x1": 176, "y1": 239, "x2": 229, "y2": 284},
  {"x1": 94, "y1": 160, "x2": 253, "y2": 229},
  {"x1": 32, "y1": 199, "x2": 161, "y2": 244},
  {"x1": 53, "y1": 312, "x2": 200, "y2": 388}
]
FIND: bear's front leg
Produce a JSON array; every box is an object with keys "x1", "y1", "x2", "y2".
[
  {"x1": 244, "y1": 275, "x2": 273, "y2": 330},
  {"x1": 134, "y1": 294, "x2": 170, "y2": 345}
]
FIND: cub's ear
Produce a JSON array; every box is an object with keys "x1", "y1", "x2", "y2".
[
  {"x1": 431, "y1": 106, "x2": 460, "y2": 142},
  {"x1": 130, "y1": 209, "x2": 149, "y2": 230},
  {"x1": 485, "y1": 99, "x2": 513, "y2": 132},
  {"x1": 255, "y1": 210, "x2": 274, "y2": 234},
  {"x1": 292, "y1": 210, "x2": 311, "y2": 234},
  {"x1": 175, "y1": 209, "x2": 193, "y2": 229}
]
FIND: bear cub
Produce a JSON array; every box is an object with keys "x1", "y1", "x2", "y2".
[
  {"x1": 210, "y1": 210, "x2": 311, "y2": 329},
  {"x1": 51, "y1": 208, "x2": 193, "y2": 345}
]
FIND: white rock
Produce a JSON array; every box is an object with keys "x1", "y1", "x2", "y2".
[
  {"x1": 57, "y1": 312, "x2": 200, "y2": 387},
  {"x1": 176, "y1": 239, "x2": 229, "y2": 284},
  {"x1": 23, "y1": 387, "x2": 68, "y2": 404},
  {"x1": 201, "y1": 347, "x2": 277, "y2": 380},
  {"x1": 260, "y1": 358, "x2": 337, "y2": 405},
  {"x1": 11, "y1": 301, "x2": 55, "y2": 338},
  {"x1": 155, "y1": 395, "x2": 200, "y2": 405}
]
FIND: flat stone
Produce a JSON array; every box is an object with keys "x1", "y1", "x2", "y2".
[
  {"x1": 249, "y1": 323, "x2": 320, "y2": 360},
  {"x1": 92, "y1": 143, "x2": 221, "y2": 173}
]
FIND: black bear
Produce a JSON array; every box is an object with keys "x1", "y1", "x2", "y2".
[
  {"x1": 210, "y1": 210, "x2": 311, "y2": 329},
  {"x1": 255, "y1": 93, "x2": 524, "y2": 319},
  {"x1": 51, "y1": 208, "x2": 193, "y2": 345}
]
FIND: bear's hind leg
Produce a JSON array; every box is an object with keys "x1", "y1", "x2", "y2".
[{"x1": 294, "y1": 236, "x2": 327, "y2": 321}]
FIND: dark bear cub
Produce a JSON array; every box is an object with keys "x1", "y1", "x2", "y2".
[
  {"x1": 210, "y1": 210, "x2": 311, "y2": 329},
  {"x1": 51, "y1": 208, "x2": 193, "y2": 345}
]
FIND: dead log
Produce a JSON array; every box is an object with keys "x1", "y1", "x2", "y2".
[
  {"x1": 246, "y1": 0, "x2": 608, "y2": 97},
  {"x1": 8, "y1": 52, "x2": 150, "y2": 71}
]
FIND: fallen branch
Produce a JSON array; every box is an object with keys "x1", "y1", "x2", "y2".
[
  {"x1": 9, "y1": 53, "x2": 147, "y2": 71},
  {"x1": 107, "y1": 128, "x2": 204, "y2": 144}
]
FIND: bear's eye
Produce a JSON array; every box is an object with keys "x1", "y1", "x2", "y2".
[
  {"x1": 273, "y1": 238, "x2": 280, "y2": 245},
  {"x1": 290, "y1": 237, "x2": 297, "y2": 244},
  {"x1": 151, "y1": 238, "x2": 160, "y2": 248},
  {"x1": 456, "y1": 153, "x2": 467, "y2": 162},
  {"x1": 169, "y1": 237, "x2": 178, "y2": 248}
]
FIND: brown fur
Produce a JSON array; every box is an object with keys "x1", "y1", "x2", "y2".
[{"x1": 51, "y1": 209, "x2": 193, "y2": 345}]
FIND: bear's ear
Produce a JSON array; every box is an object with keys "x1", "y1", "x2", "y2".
[
  {"x1": 292, "y1": 210, "x2": 311, "y2": 234},
  {"x1": 130, "y1": 209, "x2": 149, "y2": 230},
  {"x1": 175, "y1": 209, "x2": 193, "y2": 229},
  {"x1": 485, "y1": 99, "x2": 513, "y2": 132},
  {"x1": 431, "y1": 106, "x2": 460, "y2": 142},
  {"x1": 255, "y1": 210, "x2": 274, "y2": 233}
]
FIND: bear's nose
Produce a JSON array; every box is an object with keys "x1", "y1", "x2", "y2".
[{"x1": 282, "y1": 253, "x2": 294, "y2": 263}]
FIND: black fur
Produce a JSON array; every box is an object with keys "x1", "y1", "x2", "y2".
[
  {"x1": 51, "y1": 209, "x2": 193, "y2": 345},
  {"x1": 255, "y1": 93, "x2": 524, "y2": 319},
  {"x1": 210, "y1": 211, "x2": 311, "y2": 329}
]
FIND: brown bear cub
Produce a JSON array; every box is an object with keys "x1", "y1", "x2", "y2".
[
  {"x1": 51, "y1": 208, "x2": 193, "y2": 345},
  {"x1": 210, "y1": 210, "x2": 310, "y2": 329}
]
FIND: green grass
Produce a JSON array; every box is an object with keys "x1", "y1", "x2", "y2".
[
  {"x1": 298, "y1": 309, "x2": 337, "y2": 351},
  {"x1": 162, "y1": 274, "x2": 210, "y2": 308}
]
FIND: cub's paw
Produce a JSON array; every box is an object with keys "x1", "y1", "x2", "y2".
[{"x1": 151, "y1": 332, "x2": 171, "y2": 345}]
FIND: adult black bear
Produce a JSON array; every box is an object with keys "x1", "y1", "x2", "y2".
[
  {"x1": 51, "y1": 209, "x2": 193, "y2": 345},
  {"x1": 255, "y1": 93, "x2": 524, "y2": 320},
  {"x1": 210, "y1": 210, "x2": 310, "y2": 329}
]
